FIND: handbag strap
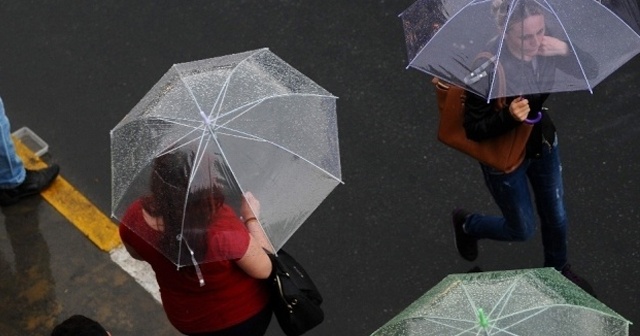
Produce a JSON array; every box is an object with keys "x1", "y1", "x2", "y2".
[{"x1": 265, "y1": 248, "x2": 292, "y2": 277}]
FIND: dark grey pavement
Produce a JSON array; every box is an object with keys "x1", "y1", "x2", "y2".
[
  {"x1": 1, "y1": 1, "x2": 639, "y2": 335},
  {"x1": 0, "y1": 197, "x2": 176, "y2": 335}
]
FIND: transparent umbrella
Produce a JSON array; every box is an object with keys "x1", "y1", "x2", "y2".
[
  {"x1": 399, "y1": 0, "x2": 640, "y2": 101},
  {"x1": 598, "y1": 0, "x2": 640, "y2": 34},
  {"x1": 371, "y1": 268, "x2": 631, "y2": 336},
  {"x1": 111, "y1": 48, "x2": 341, "y2": 269}
]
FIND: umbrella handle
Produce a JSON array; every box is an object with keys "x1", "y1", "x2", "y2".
[{"x1": 524, "y1": 111, "x2": 542, "y2": 125}]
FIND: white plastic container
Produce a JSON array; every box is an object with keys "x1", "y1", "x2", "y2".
[{"x1": 11, "y1": 126, "x2": 49, "y2": 157}]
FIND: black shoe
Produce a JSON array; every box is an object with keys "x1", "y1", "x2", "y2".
[
  {"x1": 452, "y1": 209, "x2": 478, "y2": 261},
  {"x1": 0, "y1": 164, "x2": 60, "y2": 206},
  {"x1": 561, "y1": 264, "x2": 596, "y2": 297}
]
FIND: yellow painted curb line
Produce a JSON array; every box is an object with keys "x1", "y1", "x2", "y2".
[{"x1": 13, "y1": 136, "x2": 122, "y2": 252}]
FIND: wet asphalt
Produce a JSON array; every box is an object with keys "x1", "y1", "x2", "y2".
[{"x1": 1, "y1": 1, "x2": 639, "y2": 335}]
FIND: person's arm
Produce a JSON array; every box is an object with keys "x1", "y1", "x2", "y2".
[
  {"x1": 560, "y1": 46, "x2": 599, "y2": 79},
  {"x1": 236, "y1": 235, "x2": 273, "y2": 279},
  {"x1": 539, "y1": 36, "x2": 599, "y2": 79},
  {"x1": 239, "y1": 191, "x2": 273, "y2": 252},
  {"x1": 463, "y1": 91, "x2": 522, "y2": 141},
  {"x1": 235, "y1": 191, "x2": 273, "y2": 279}
]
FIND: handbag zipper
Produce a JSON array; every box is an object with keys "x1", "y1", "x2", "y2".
[{"x1": 275, "y1": 274, "x2": 295, "y2": 313}]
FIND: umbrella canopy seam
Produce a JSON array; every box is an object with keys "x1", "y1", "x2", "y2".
[
  {"x1": 214, "y1": 93, "x2": 338, "y2": 129},
  {"x1": 216, "y1": 125, "x2": 343, "y2": 184},
  {"x1": 174, "y1": 48, "x2": 269, "y2": 124},
  {"x1": 408, "y1": 303, "x2": 631, "y2": 327}
]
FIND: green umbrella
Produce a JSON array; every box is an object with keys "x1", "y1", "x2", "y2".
[{"x1": 371, "y1": 268, "x2": 631, "y2": 336}]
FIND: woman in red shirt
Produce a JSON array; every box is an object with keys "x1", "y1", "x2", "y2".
[{"x1": 119, "y1": 150, "x2": 273, "y2": 336}]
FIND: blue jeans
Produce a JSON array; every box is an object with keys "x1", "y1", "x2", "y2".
[
  {"x1": 464, "y1": 135, "x2": 568, "y2": 270},
  {"x1": 0, "y1": 97, "x2": 25, "y2": 188}
]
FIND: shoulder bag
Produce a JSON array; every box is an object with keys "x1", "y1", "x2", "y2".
[
  {"x1": 433, "y1": 52, "x2": 533, "y2": 173},
  {"x1": 267, "y1": 249, "x2": 324, "y2": 336}
]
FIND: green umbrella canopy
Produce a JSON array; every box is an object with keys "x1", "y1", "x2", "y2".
[{"x1": 371, "y1": 268, "x2": 631, "y2": 336}]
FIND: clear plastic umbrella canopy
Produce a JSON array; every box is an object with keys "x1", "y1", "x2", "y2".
[
  {"x1": 400, "y1": 0, "x2": 640, "y2": 100},
  {"x1": 371, "y1": 268, "x2": 631, "y2": 336},
  {"x1": 111, "y1": 48, "x2": 341, "y2": 266}
]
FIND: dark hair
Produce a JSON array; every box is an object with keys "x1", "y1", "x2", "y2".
[
  {"x1": 491, "y1": 0, "x2": 544, "y2": 29},
  {"x1": 142, "y1": 149, "x2": 224, "y2": 263},
  {"x1": 51, "y1": 315, "x2": 108, "y2": 336}
]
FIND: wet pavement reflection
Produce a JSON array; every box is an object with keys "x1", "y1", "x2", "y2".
[
  {"x1": 0, "y1": 198, "x2": 59, "y2": 335},
  {"x1": 0, "y1": 197, "x2": 177, "y2": 335}
]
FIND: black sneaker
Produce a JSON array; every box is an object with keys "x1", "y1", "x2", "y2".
[
  {"x1": 452, "y1": 209, "x2": 478, "y2": 261},
  {"x1": 561, "y1": 264, "x2": 596, "y2": 297},
  {"x1": 0, "y1": 164, "x2": 60, "y2": 206}
]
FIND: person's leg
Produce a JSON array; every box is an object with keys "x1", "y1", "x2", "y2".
[
  {"x1": 0, "y1": 97, "x2": 26, "y2": 188},
  {"x1": 0, "y1": 97, "x2": 60, "y2": 206},
  {"x1": 526, "y1": 135, "x2": 567, "y2": 270},
  {"x1": 464, "y1": 161, "x2": 537, "y2": 241},
  {"x1": 526, "y1": 136, "x2": 595, "y2": 296}
]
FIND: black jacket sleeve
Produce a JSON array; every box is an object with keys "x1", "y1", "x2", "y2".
[
  {"x1": 556, "y1": 46, "x2": 599, "y2": 80},
  {"x1": 463, "y1": 92, "x2": 521, "y2": 141}
]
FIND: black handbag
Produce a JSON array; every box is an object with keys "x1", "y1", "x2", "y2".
[{"x1": 267, "y1": 249, "x2": 324, "y2": 336}]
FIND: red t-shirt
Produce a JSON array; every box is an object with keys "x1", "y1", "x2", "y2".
[{"x1": 119, "y1": 200, "x2": 270, "y2": 334}]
